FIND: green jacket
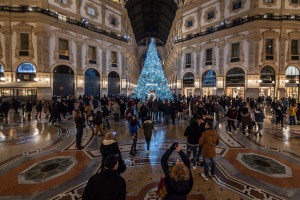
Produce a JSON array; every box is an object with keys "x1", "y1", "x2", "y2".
[{"x1": 143, "y1": 120, "x2": 154, "y2": 138}]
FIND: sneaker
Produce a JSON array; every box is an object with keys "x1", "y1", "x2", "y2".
[
  {"x1": 211, "y1": 175, "x2": 216, "y2": 180},
  {"x1": 147, "y1": 150, "x2": 149, "y2": 154},
  {"x1": 259, "y1": 134, "x2": 263, "y2": 137},
  {"x1": 228, "y1": 131, "x2": 232, "y2": 134},
  {"x1": 234, "y1": 130, "x2": 238, "y2": 134},
  {"x1": 193, "y1": 166, "x2": 196, "y2": 170},
  {"x1": 245, "y1": 133, "x2": 249, "y2": 136},
  {"x1": 201, "y1": 173, "x2": 209, "y2": 181}
]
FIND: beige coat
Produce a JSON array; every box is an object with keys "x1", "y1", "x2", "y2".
[{"x1": 199, "y1": 129, "x2": 219, "y2": 158}]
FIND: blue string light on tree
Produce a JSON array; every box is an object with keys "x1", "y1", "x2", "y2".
[{"x1": 133, "y1": 38, "x2": 173, "y2": 102}]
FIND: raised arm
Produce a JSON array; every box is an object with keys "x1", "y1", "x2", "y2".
[{"x1": 161, "y1": 149, "x2": 172, "y2": 177}]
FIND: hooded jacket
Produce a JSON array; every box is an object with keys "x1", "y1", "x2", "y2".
[
  {"x1": 143, "y1": 120, "x2": 154, "y2": 138},
  {"x1": 82, "y1": 169, "x2": 126, "y2": 200},
  {"x1": 199, "y1": 129, "x2": 219, "y2": 158},
  {"x1": 161, "y1": 149, "x2": 193, "y2": 200},
  {"x1": 184, "y1": 121, "x2": 203, "y2": 145},
  {"x1": 254, "y1": 109, "x2": 265, "y2": 123}
]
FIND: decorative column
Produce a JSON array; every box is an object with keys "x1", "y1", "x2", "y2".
[
  {"x1": 195, "y1": 46, "x2": 201, "y2": 96},
  {"x1": 217, "y1": 38, "x2": 225, "y2": 96},
  {"x1": 246, "y1": 32, "x2": 261, "y2": 98},
  {"x1": 3, "y1": 30, "x2": 12, "y2": 81},
  {"x1": 121, "y1": 51, "x2": 127, "y2": 95},
  {"x1": 75, "y1": 35, "x2": 84, "y2": 99},
  {"x1": 278, "y1": 35, "x2": 288, "y2": 99},
  {"x1": 101, "y1": 6, "x2": 106, "y2": 30},
  {"x1": 101, "y1": 45, "x2": 108, "y2": 96},
  {"x1": 176, "y1": 55, "x2": 182, "y2": 95}
]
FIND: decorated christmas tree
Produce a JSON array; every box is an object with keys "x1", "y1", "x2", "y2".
[{"x1": 133, "y1": 38, "x2": 173, "y2": 102}]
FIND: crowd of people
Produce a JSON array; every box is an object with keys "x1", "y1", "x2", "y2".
[{"x1": 0, "y1": 93, "x2": 299, "y2": 199}]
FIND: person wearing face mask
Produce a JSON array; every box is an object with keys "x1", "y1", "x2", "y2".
[{"x1": 161, "y1": 143, "x2": 193, "y2": 200}]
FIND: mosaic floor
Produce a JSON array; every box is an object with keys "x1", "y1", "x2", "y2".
[{"x1": 0, "y1": 108, "x2": 300, "y2": 200}]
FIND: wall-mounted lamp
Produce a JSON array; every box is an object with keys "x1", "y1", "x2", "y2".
[
  {"x1": 105, "y1": 81, "x2": 108, "y2": 84},
  {"x1": 285, "y1": 80, "x2": 289, "y2": 83},
  {"x1": 258, "y1": 80, "x2": 262, "y2": 83},
  {"x1": 34, "y1": 77, "x2": 39, "y2": 82},
  {"x1": 80, "y1": 80, "x2": 83, "y2": 83},
  {"x1": 17, "y1": 79, "x2": 20, "y2": 82},
  {"x1": 0, "y1": 77, "x2": 5, "y2": 81},
  {"x1": 248, "y1": 80, "x2": 252, "y2": 83},
  {"x1": 46, "y1": 78, "x2": 50, "y2": 82}
]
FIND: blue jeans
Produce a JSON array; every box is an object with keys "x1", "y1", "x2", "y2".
[
  {"x1": 103, "y1": 116, "x2": 110, "y2": 129},
  {"x1": 76, "y1": 128, "x2": 83, "y2": 146},
  {"x1": 186, "y1": 144, "x2": 198, "y2": 166},
  {"x1": 203, "y1": 157, "x2": 216, "y2": 176},
  {"x1": 257, "y1": 123, "x2": 263, "y2": 135},
  {"x1": 290, "y1": 116, "x2": 296, "y2": 125},
  {"x1": 165, "y1": 115, "x2": 171, "y2": 124},
  {"x1": 237, "y1": 120, "x2": 242, "y2": 128},
  {"x1": 215, "y1": 112, "x2": 220, "y2": 121}
]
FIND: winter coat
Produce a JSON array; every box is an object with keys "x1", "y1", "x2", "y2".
[
  {"x1": 75, "y1": 116, "x2": 85, "y2": 129},
  {"x1": 226, "y1": 108, "x2": 237, "y2": 120},
  {"x1": 94, "y1": 112, "x2": 103, "y2": 125},
  {"x1": 100, "y1": 140, "x2": 126, "y2": 174},
  {"x1": 289, "y1": 106, "x2": 297, "y2": 117},
  {"x1": 199, "y1": 129, "x2": 219, "y2": 158},
  {"x1": 161, "y1": 149, "x2": 193, "y2": 200},
  {"x1": 112, "y1": 103, "x2": 120, "y2": 115},
  {"x1": 129, "y1": 120, "x2": 141, "y2": 136},
  {"x1": 192, "y1": 104, "x2": 198, "y2": 115},
  {"x1": 137, "y1": 102, "x2": 143, "y2": 112},
  {"x1": 254, "y1": 109, "x2": 265, "y2": 124},
  {"x1": 82, "y1": 170, "x2": 126, "y2": 200},
  {"x1": 184, "y1": 121, "x2": 203, "y2": 145},
  {"x1": 140, "y1": 105, "x2": 148, "y2": 117},
  {"x1": 25, "y1": 102, "x2": 33, "y2": 112},
  {"x1": 283, "y1": 99, "x2": 289, "y2": 108},
  {"x1": 164, "y1": 104, "x2": 172, "y2": 115},
  {"x1": 1, "y1": 101, "x2": 10, "y2": 112},
  {"x1": 296, "y1": 106, "x2": 300, "y2": 120},
  {"x1": 143, "y1": 120, "x2": 154, "y2": 138},
  {"x1": 213, "y1": 103, "x2": 221, "y2": 112},
  {"x1": 152, "y1": 102, "x2": 159, "y2": 113},
  {"x1": 36, "y1": 103, "x2": 43, "y2": 112},
  {"x1": 241, "y1": 107, "x2": 252, "y2": 125}
]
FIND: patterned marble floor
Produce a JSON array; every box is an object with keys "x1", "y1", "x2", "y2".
[{"x1": 0, "y1": 108, "x2": 300, "y2": 200}]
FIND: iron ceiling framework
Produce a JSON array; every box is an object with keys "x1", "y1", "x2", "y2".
[{"x1": 125, "y1": 0, "x2": 178, "y2": 44}]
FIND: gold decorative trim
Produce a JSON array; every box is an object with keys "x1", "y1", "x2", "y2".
[
  {"x1": 84, "y1": 3, "x2": 99, "y2": 20},
  {"x1": 204, "y1": 7, "x2": 218, "y2": 23},
  {"x1": 228, "y1": 0, "x2": 246, "y2": 14},
  {"x1": 54, "y1": 0, "x2": 73, "y2": 9}
]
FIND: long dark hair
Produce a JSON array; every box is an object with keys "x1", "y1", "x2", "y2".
[{"x1": 130, "y1": 114, "x2": 137, "y2": 126}]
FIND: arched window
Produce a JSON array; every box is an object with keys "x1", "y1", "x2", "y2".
[
  {"x1": 183, "y1": 72, "x2": 195, "y2": 87},
  {"x1": 108, "y1": 71, "x2": 120, "y2": 78},
  {"x1": 226, "y1": 67, "x2": 245, "y2": 84},
  {"x1": 0, "y1": 64, "x2": 4, "y2": 73},
  {"x1": 260, "y1": 66, "x2": 275, "y2": 83},
  {"x1": 85, "y1": 68, "x2": 100, "y2": 77},
  {"x1": 17, "y1": 63, "x2": 36, "y2": 81},
  {"x1": 202, "y1": 70, "x2": 216, "y2": 85},
  {"x1": 286, "y1": 66, "x2": 300, "y2": 83},
  {"x1": 0, "y1": 63, "x2": 4, "y2": 81},
  {"x1": 53, "y1": 65, "x2": 74, "y2": 75},
  {"x1": 17, "y1": 63, "x2": 36, "y2": 73}
]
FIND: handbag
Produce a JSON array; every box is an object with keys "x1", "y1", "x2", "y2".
[{"x1": 157, "y1": 177, "x2": 167, "y2": 199}]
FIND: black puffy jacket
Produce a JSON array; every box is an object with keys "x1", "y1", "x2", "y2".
[{"x1": 184, "y1": 121, "x2": 203, "y2": 145}]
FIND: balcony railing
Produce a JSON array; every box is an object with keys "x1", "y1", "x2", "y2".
[
  {"x1": 0, "y1": 6, "x2": 128, "y2": 43},
  {"x1": 174, "y1": 14, "x2": 300, "y2": 44}
]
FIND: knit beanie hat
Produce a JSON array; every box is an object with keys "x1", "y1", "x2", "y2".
[{"x1": 104, "y1": 154, "x2": 118, "y2": 170}]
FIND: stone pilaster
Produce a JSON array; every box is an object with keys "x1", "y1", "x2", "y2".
[
  {"x1": 42, "y1": 33, "x2": 50, "y2": 73},
  {"x1": 279, "y1": 35, "x2": 288, "y2": 75},
  {"x1": 75, "y1": 35, "x2": 83, "y2": 75},
  {"x1": 3, "y1": 30, "x2": 12, "y2": 72},
  {"x1": 248, "y1": 31, "x2": 261, "y2": 75},
  {"x1": 102, "y1": 49, "x2": 107, "y2": 75},
  {"x1": 35, "y1": 32, "x2": 43, "y2": 72},
  {"x1": 217, "y1": 38, "x2": 225, "y2": 76},
  {"x1": 101, "y1": 6, "x2": 106, "y2": 30}
]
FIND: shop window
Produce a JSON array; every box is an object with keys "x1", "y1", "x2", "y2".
[
  {"x1": 291, "y1": 40, "x2": 299, "y2": 60},
  {"x1": 233, "y1": 0, "x2": 242, "y2": 10},
  {"x1": 265, "y1": 0, "x2": 274, "y2": 2},
  {"x1": 202, "y1": 70, "x2": 216, "y2": 85},
  {"x1": 20, "y1": 33, "x2": 29, "y2": 56},
  {"x1": 108, "y1": 71, "x2": 120, "y2": 78},
  {"x1": 207, "y1": 11, "x2": 214, "y2": 20},
  {"x1": 88, "y1": 46, "x2": 96, "y2": 64},
  {"x1": 231, "y1": 42, "x2": 240, "y2": 62},
  {"x1": 187, "y1": 20, "x2": 193, "y2": 27},
  {"x1": 110, "y1": 17, "x2": 116, "y2": 25},
  {"x1": 206, "y1": 48, "x2": 213, "y2": 66},
  {"x1": 85, "y1": 68, "x2": 100, "y2": 77},
  {"x1": 266, "y1": 39, "x2": 274, "y2": 60},
  {"x1": 260, "y1": 66, "x2": 275, "y2": 83},
  {"x1": 59, "y1": 38, "x2": 69, "y2": 60},
  {"x1": 185, "y1": 53, "x2": 192, "y2": 68},
  {"x1": 226, "y1": 67, "x2": 245, "y2": 84},
  {"x1": 17, "y1": 63, "x2": 36, "y2": 81},
  {"x1": 292, "y1": 0, "x2": 299, "y2": 4},
  {"x1": 286, "y1": 66, "x2": 300, "y2": 83},
  {"x1": 183, "y1": 72, "x2": 194, "y2": 87},
  {"x1": 88, "y1": 7, "x2": 95, "y2": 16},
  {"x1": 111, "y1": 51, "x2": 118, "y2": 67}
]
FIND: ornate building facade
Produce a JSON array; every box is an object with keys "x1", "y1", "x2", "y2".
[
  {"x1": 164, "y1": 0, "x2": 300, "y2": 100},
  {"x1": 0, "y1": 0, "x2": 139, "y2": 101}
]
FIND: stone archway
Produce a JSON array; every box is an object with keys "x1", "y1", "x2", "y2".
[
  {"x1": 53, "y1": 65, "x2": 74, "y2": 97},
  {"x1": 108, "y1": 71, "x2": 120, "y2": 96},
  {"x1": 84, "y1": 68, "x2": 100, "y2": 98}
]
